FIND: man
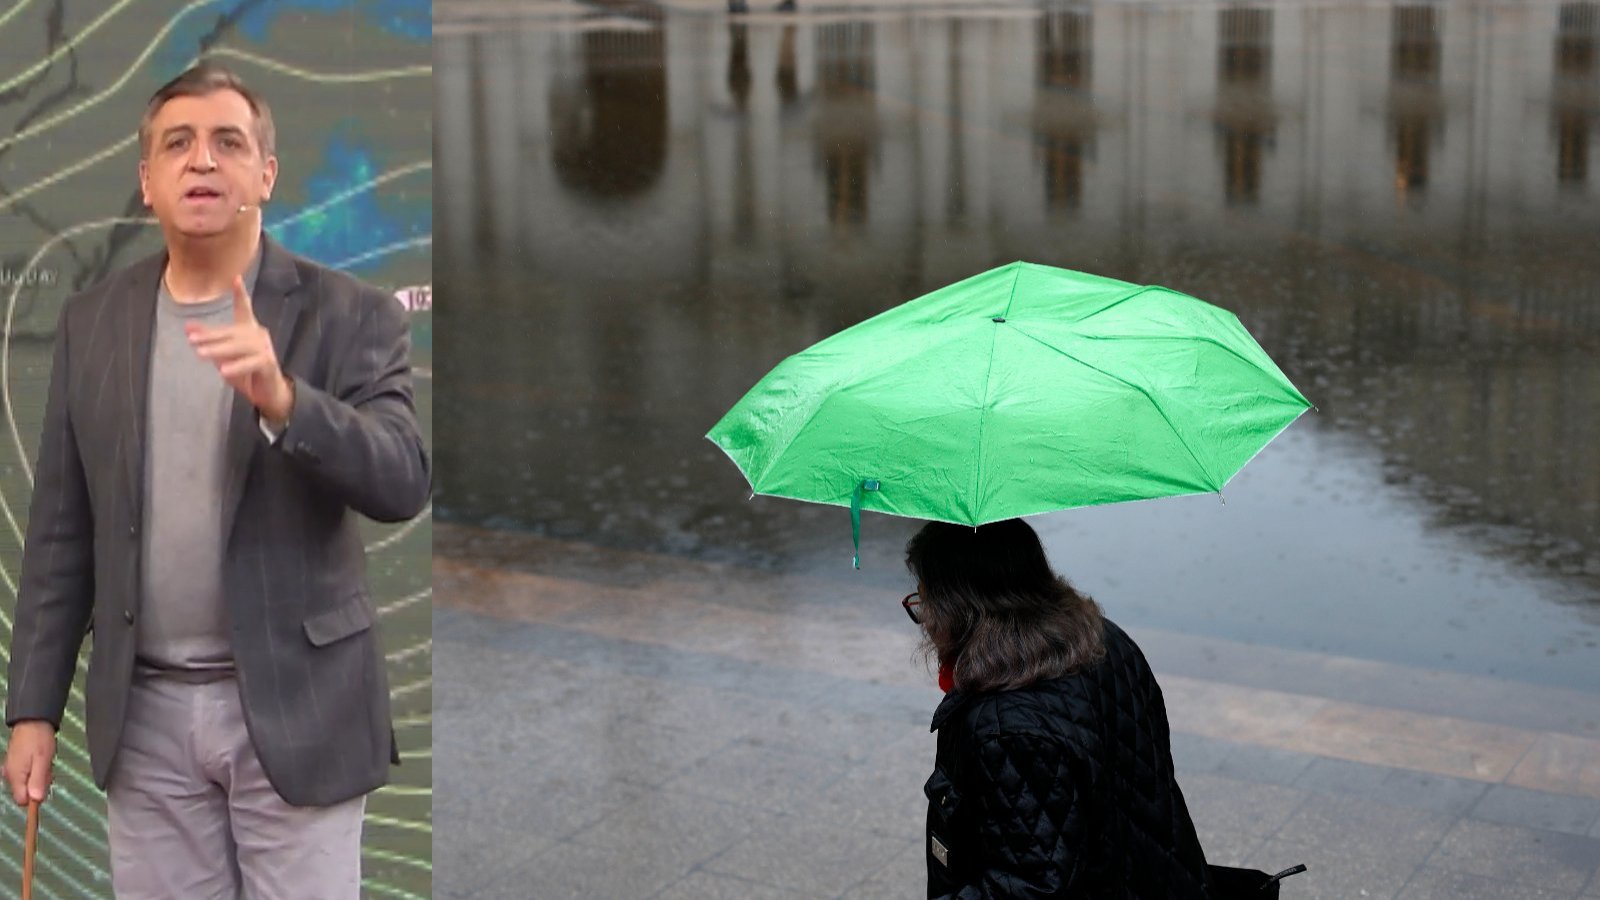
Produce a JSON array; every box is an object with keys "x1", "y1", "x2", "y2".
[{"x1": 2, "y1": 61, "x2": 429, "y2": 898}]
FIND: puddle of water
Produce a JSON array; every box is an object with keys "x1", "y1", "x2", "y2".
[{"x1": 436, "y1": 1, "x2": 1600, "y2": 690}]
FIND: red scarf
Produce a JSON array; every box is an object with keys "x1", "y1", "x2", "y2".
[{"x1": 938, "y1": 661, "x2": 955, "y2": 693}]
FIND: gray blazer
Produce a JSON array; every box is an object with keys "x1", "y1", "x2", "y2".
[{"x1": 4, "y1": 234, "x2": 430, "y2": 807}]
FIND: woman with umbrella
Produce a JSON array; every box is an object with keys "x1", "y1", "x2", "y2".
[
  {"x1": 709, "y1": 261, "x2": 1312, "y2": 895},
  {"x1": 905, "y1": 517, "x2": 1213, "y2": 897}
]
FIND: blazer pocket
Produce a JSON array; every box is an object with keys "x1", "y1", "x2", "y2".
[{"x1": 303, "y1": 592, "x2": 375, "y2": 647}]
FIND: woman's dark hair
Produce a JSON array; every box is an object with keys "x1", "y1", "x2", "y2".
[{"x1": 907, "y1": 518, "x2": 1105, "y2": 693}]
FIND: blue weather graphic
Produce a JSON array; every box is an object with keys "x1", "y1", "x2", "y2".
[
  {"x1": 265, "y1": 126, "x2": 428, "y2": 273},
  {"x1": 157, "y1": 0, "x2": 430, "y2": 70},
  {"x1": 234, "y1": 0, "x2": 431, "y2": 44}
]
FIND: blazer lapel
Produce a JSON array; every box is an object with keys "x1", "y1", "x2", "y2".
[
  {"x1": 219, "y1": 234, "x2": 304, "y2": 541},
  {"x1": 120, "y1": 251, "x2": 166, "y2": 525}
]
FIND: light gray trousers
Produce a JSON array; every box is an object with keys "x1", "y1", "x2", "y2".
[{"x1": 105, "y1": 674, "x2": 365, "y2": 899}]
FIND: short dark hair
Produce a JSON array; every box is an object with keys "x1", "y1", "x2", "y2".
[
  {"x1": 907, "y1": 519, "x2": 1105, "y2": 694},
  {"x1": 139, "y1": 61, "x2": 275, "y2": 159}
]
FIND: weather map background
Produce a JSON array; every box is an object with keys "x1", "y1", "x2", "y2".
[{"x1": 0, "y1": 1, "x2": 432, "y2": 897}]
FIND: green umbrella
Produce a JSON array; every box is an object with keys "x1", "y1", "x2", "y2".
[{"x1": 708, "y1": 261, "x2": 1313, "y2": 566}]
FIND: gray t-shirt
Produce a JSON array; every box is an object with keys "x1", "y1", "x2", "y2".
[{"x1": 136, "y1": 254, "x2": 261, "y2": 674}]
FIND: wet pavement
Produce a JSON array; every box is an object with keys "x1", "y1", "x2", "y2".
[
  {"x1": 434, "y1": 0, "x2": 1600, "y2": 896},
  {"x1": 434, "y1": 526, "x2": 1600, "y2": 898}
]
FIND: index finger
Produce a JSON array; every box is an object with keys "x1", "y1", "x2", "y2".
[
  {"x1": 232, "y1": 275, "x2": 255, "y2": 324},
  {"x1": 25, "y1": 757, "x2": 47, "y2": 804}
]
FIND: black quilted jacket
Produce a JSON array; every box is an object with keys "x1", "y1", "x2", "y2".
[{"x1": 925, "y1": 619, "x2": 1211, "y2": 898}]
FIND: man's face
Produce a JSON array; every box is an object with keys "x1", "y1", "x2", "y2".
[{"x1": 139, "y1": 89, "x2": 277, "y2": 237}]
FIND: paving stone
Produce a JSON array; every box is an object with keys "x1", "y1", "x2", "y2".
[
  {"x1": 1245, "y1": 836, "x2": 1415, "y2": 900},
  {"x1": 571, "y1": 790, "x2": 781, "y2": 872},
  {"x1": 653, "y1": 871, "x2": 814, "y2": 899},
  {"x1": 788, "y1": 758, "x2": 928, "y2": 838},
  {"x1": 1194, "y1": 828, "x2": 1264, "y2": 869},
  {"x1": 1395, "y1": 866, "x2": 1576, "y2": 900},
  {"x1": 432, "y1": 824, "x2": 556, "y2": 899},
  {"x1": 840, "y1": 840, "x2": 927, "y2": 899},
  {"x1": 1181, "y1": 770, "x2": 1310, "y2": 838},
  {"x1": 1430, "y1": 819, "x2": 1600, "y2": 894},
  {"x1": 438, "y1": 767, "x2": 648, "y2": 842},
  {"x1": 704, "y1": 815, "x2": 910, "y2": 897},
  {"x1": 1170, "y1": 731, "x2": 1316, "y2": 786},
  {"x1": 1272, "y1": 791, "x2": 1454, "y2": 861},
  {"x1": 1469, "y1": 784, "x2": 1600, "y2": 836},
  {"x1": 1292, "y1": 756, "x2": 1489, "y2": 816},
  {"x1": 483, "y1": 838, "x2": 695, "y2": 899},
  {"x1": 662, "y1": 739, "x2": 852, "y2": 814}
]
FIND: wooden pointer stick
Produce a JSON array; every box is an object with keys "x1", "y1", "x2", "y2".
[{"x1": 21, "y1": 798, "x2": 38, "y2": 900}]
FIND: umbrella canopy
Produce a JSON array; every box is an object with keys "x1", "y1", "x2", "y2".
[{"x1": 708, "y1": 261, "x2": 1312, "y2": 563}]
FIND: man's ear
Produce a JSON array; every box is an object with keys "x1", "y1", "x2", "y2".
[
  {"x1": 138, "y1": 158, "x2": 151, "y2": 207},
  {"x1": 260, "y1": 155, "x2": 278, "y2": 204}
]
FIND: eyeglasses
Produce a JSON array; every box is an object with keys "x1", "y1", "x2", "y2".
[{"x1": 901, "y1": 591, "x2": 922, "y2": 625}]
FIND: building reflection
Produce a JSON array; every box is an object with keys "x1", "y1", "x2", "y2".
[
  {"x1": 1214, "y1": 7, "x2": 1275, "y2": 205},
  {"x1": 435, "y1": 4, "x2": 1600, "y2": 577},
  {"x1": 1389, "y1": 5, "x2": 1442, "y2": 199},
  {"x1": 728, "y1": 23, "x2": 757, "y2": 240},
  {"x1": 777, "y1": 24, "x2": 801, "y2": 108},
  {"x1": 815, "y1": 22, "x2": 878, "y2": 226},
  {"x1": 728, "y1": 23, "x2": 753, "y2": 113},
  {"x1": 946, "y1": 19, "x2": 969, "y2": 222},
  {"x1": 1033, "y1": 8, "x2": 1094, "y2": 211},
  {"x1": 549, "y1": 31, "x2": 668, "y2": 199},
  {"x1": 1554, "y1": 2, "x2": 1598, "y2": 184}
]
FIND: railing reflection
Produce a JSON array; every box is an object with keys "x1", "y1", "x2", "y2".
[
  {"x1": 1034, "y1": 9, "x2": 1094, "y2": 211},
  {"x1": 1389, "y1": 5, "x2": 1442, "y2": 198},
  {"x1": 816, "y1": 22, "x2": 878, "y2": 227},
  {"x1": 550, "y1": 31, "x2": 669, "y2": 199},
  {"x1": 1555, "y1": 2, "x2": 1597, "y2": 185},
  {"x1": 1215, "y1": 7, "x2": 1275, "y2": 205}
]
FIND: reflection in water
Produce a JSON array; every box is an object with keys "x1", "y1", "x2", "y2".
[
  {"x1": 817, "y1": 22, "x2": 877, "y2": 226},
  {"x1": 1555, "y1": 3, "x2": 1598, "y2": 184},
  {"x1": 729, "y1": 23, "x2": 753, "y2": 112},
  {"x1": 947, "y1": 20, "x2": 968, "y2": 222},
  {"x1": 550, "y1": 31, "x2": 668, "y2": 198},
  {"x1": 1215, "y1": 8, "x2": 1275, "y2": 205},
  {"x1": 1034, "y1": 9, "x2": 1094, "y2": 211},
  {"x1": 729, "y1": 24, "x2": 757, "y2": 239},
  {"x1": 437, "y1": 4, "x2": 1600, "y2": 687},
  {"x1": 1389, "y1": 6, "x2": 1442, "y2": 197},
  {"x1": 778, "y1": 24, "x2": 801, "y2": 107}
]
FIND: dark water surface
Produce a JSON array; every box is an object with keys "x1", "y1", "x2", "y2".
[{"x1": 435, "y1": 1, "x2": 1600, "y2": 690}]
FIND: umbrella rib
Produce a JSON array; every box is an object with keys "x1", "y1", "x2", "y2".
[
  {"x1": 746, "y1": 394, "x2": 835, "y2": 492},
  {"x1": 1065, "y1": 284, "x2": 1163, "y2": 326},
  {"x1": 1073, "y1": 332, "x2": 1310, "y2": 407},
  {"x1": 1008, "y1": 326, "x2": 1223, "y2": 494},
  {"x1": 740, "y1": 322, "x2": 987, "y2": 494},
  {"x1": 972, "y1": 317, "x2": 1004, "y2": 525}
]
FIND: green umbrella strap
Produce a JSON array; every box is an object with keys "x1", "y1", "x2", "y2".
[{"x1": 852, "y1": 479, "x2": 880, "y2": 569}]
